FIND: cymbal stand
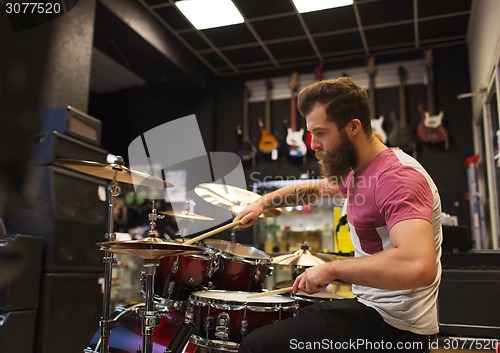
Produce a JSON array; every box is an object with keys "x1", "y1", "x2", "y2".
[
  {"x1": 140, "y1": 201, "x2": 162, "y2": 353},
  {"x1": 99, "y1": 156, "x2": 124, "y2": 353},
  {"x1": 178, "y1": 199, "x2": 195, "y2": 240}
]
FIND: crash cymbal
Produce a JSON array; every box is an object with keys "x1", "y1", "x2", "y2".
[
  {"x1": 57, "y1": 158, "x2": 173, "y2": 188},
  {"x1": 160, "y1": 211, "x2": 214, "y2": 221},
  {"x1": 97, "y1": 237, "x2": 204, "y2": 260},
  {"x1": 272, "y1": 243, "x2": 332, "y2": 266},
  {"x1": 194, "y1": 183, "x2": 281, "y2": 217}
]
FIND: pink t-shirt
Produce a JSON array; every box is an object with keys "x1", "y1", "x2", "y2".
[{"x1": 338, "y1": 148, "x2": 442, "y2": 335}]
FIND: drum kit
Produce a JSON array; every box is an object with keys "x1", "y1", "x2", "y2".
[{"x1": 57, "y1": 157, "x2": 351, "y2": 353}]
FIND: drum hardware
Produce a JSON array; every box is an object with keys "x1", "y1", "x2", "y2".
[
  {"x1": 58, "y1": 157, "x2": 174, "y2": 353},
  {"x1": 98, "y1": 201, "x2": 204, "y2": 353},
  {"x1": 160, "y1": 199, "x2": 214, "y2": 241}
]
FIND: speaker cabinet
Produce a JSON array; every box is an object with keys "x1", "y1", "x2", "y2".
[
  {"x1": 0, "y1": 309, "x2": 37, "y2": 353},
  {"x1": 0, "y1": 234, "x2": 43, "y2": 311},
  {"x1": 6, "y1": 165, "x2": 108, "y2": 272},
  {"x1": 439, "y1": 252, "x2": 500, "y2": 338},
  {"x1": 35, "y1": 272, "x2": 103, "y2": 353}
]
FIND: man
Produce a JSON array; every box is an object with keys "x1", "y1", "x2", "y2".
[{"x1": 234, "y1": 77, "x2": 442, "y2": 352}]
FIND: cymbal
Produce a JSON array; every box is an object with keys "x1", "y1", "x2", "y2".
[
  {"x1": 194, "y1": 183, "x2": 281, "y2": 217},
  {"x1": 272, "y1": 243, "x2": 332, "y2": 266},
  {"x1": 160, "y1": 211, "x2": 214, "y2": 221},
  {"x1": 97, "y1": 237, "x2": 204, "y2": 260},
  {"x1": 57, "y1": 158, "x2": 173, "y2": 188}
]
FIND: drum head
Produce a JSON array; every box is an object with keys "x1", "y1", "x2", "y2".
[
  {"x1": 190, "y1": 290, "x2": 295, "y2": 305},
  {"x1": 204, "y1": 239, "x2": 270, "y2": 261}
]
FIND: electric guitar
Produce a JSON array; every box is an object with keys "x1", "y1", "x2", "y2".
[
  {"x1": 388, "y1": 66, "x2": 417, "y2": 157},
  {"x1": 305, "y1": 63, "x2": 324, "y2": 151},
  {"x1": 258, "y1": 79, "x2": 279, "y2": 159},
  {"x1": 237, "y1": 86, "x2": 256, "y2": 167},
  {"x1": 416, "y1": 49, "x2": 449, "y2": 149},
  {"x1": 286, "y1": 71, "x2": 307, "y2": 158},
  {"x1": 367, "y1": 56, "x2": 387, "y2": 143}
]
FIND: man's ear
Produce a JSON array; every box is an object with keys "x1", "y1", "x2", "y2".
[{"x1": 348, "y1": 118, "x2": 362, "y2": 137}]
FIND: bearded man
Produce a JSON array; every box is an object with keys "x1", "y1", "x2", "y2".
[{"x1": 234, "y1": 77, "x2": 442, "y2": 353}]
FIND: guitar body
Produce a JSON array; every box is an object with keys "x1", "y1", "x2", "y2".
[
  {"x1": 258, "y1": 125, "x2": 279, "y2": 154},
  {"x1": 370, "y1": 116, "x2": 386, "y2": 143},
  {"x1": 417, "y1": 104, "x2": 448, "y2": 144},
  {"x1": 286, "y1": 128, "x2": 307, "y2": 157},
  {"x1": 388, "y1": 111, "x2": 416, "y2": 155}
]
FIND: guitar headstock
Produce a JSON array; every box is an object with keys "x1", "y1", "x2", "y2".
[
  {"x1": 367, "y1": 56, "x2": 376, "y2": 76},
  {"x1": 424, "y1": 49, "x2": 433, "y2": 68},
  {"x1": 398, "y1": 66, "x2": 407, "y2": 83},
  {"x1": 289, "y1": 71, "x2": 299, "y2": 91},
  {"x1": 314, "y1": 63, "x2": 324, "y2": 81}
]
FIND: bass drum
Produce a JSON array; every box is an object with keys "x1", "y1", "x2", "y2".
[{"x1": 86, "y1": 304, "x2": 196, "y2": 353}]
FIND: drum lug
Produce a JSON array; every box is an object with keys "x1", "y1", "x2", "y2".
[
  {"x1": 185, "y1": 306, "x2": 194, "y2": 323},
  {"x1": 204, "y1": 315, "x2": 213, "y2": 331},
  {"x1": 167, "y1": 281, "x2": 175, "y2": 296},
  {"x1": 215, "y1": 312, "x2": 230, "y2": 341},
  {"x1": 172, "y1": 257, "x2": 179, "y2": 273},
  {"x1": 267, "y1": 266, "x2": 274, "y2": 276},
  {"x1": 241, "y1": 319, "x2": 248, "y2": 337}
]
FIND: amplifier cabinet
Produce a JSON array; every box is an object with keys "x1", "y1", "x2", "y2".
[{"x1": 6, "y1": 165, "x2": 108, "y2": 272}]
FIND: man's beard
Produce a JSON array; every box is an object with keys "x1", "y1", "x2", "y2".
[{"x1": 316, "y1": 131, "x2": 357, "y2": 180}]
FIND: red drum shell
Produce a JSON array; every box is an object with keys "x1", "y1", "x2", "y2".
[
  {"x1": 204, "y1": 239, "x2": 270, "y2": 292},
  {"x1": 154, "y1": 254, "x2": 213, "y2": 303},
  {"x1": 187, "y1": 290, "x2": 297, "y2": 351},
  {"x1": 87, "y1": 304, "x2": 196, "y2": 353}
]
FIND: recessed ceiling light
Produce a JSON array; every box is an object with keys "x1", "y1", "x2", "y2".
[
  {"x1": 292, "y1": 0, "x2": 353, "y2": 14},
  {"x1": 175, "y1": 0, "x2": 244, "y2": 30}
]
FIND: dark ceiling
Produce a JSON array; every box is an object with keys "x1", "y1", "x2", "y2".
[
  {"x1": 91, "y1": 0, "x2": 472, "y2": 93},
  {"x1": 142, "y1": 0, "x2": 471, "y2": 76}
]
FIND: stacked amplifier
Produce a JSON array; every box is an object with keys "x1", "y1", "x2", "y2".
[{"x1": 5, "y1": 106, "x2": 108, "y2": 353}]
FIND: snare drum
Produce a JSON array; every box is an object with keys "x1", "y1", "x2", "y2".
[
  {"x1": 204, "y1": 239, "x2": 271, "y2": 292},
  {"x1": 86, "y1": 303, "x2": 196, "y2": 353},
  {"x1": 154, "y1": 254, "x2": 214, "y2": 306},
  {"x1": 276, "y1": 280, "x2": 355, "y2": 308},
  {"x1": 187, "y1": 290, "x2": 298, "y2": 352}
]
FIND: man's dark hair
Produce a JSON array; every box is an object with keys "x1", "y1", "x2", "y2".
[{"x1": 297, "y1": 77, "x2": 372, "y2": 135}]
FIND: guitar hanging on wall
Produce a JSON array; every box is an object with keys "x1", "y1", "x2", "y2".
[
  {"x1": 367, "y1": 56, "x2": 387, "y2": 143},
  {"x1": 236, "y1": 86, "x2": 256, "y2": 168},
  {"x1": 286, "y1": 71, "x2": 307, "y2": 159},
  {"x1": 388, "y1": 66, "x2": 417, "y2": 157},
  {"x1": 258, "y1": 79, "x2": 279, "y2": 160},
  {"x1": 305, "y1": 63, "x2": 324, "y2": 151},
  {"x1": 417, "y1": 49, "x2": 449, "y2": 149}
]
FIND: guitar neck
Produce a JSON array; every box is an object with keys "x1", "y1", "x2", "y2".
[
  {"x1": 265, "y1": 80, "x2": 272, "y2": 133},
  {"x1": 399, "y1": 78, "x2": 407, "y2": 128},
  {"x1": 290, "y1": 89, "x2": 297, "y2": 131},
  {"x1": 243, "y1": 87, "x2": 250, "y2": 142},
  {"x1": 368, "y1": 74, "x2": 376, "y2": 119},
  {"x1": 426, "y1": 66, "x2": 435, "y2": 115}
]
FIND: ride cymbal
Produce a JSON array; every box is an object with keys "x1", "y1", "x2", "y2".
[{"x1": 194, "y1": 183, "x2": 280, "y2": 217}]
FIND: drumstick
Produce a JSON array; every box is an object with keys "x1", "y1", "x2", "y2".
[
  {"x1": 183, "y1": 220, "x2": 241, "y2": 245},
  {"x1": 246, "y1": 286, "x2": 294, "y2": 298}
]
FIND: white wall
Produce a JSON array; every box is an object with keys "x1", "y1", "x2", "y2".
[{"x1": 467, "y1": 0, "x2": 500, "y2": 118}]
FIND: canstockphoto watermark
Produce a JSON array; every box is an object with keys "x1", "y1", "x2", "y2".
[{"x1": 289, "y1": 338, "x2": 424, "y2": 351}]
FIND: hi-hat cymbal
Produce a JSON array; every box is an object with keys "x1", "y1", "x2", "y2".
[
  {"x1": 160, "y1": 211, "x2": 214, "y2": 221},
  {"x1": 272, "y1": 243, "x2": 333, "y2": 266},
  {"x1": 97, "y1": 237, "x2": 204, "y2": 260},
  {"x1": 194, "y1": 183, "x2": 281, "y2": 217},
  {"x1": 58, "y1": 158, "x2": 173, "y2": 188}
]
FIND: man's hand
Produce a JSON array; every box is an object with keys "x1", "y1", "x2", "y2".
[
  {"x1": 233, "y1": 201, "x2": 265, "y2": 228},
  {"x1": 293, "y1": 262, "x2": 335, "y2": 295}
]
